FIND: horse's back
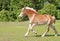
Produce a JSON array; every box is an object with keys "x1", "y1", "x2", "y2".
[{"x1": 34, "y1": 14, "x2": 55, "y2": 25}]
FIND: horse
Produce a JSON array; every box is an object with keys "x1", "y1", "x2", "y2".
[{"x1": 18, "y1": 7, "x2": 58, "y2": 37}]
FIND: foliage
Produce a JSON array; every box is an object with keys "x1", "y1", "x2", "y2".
[
  {"x1": 38, "y1": 3, "x2": 57, "y2": 17},
  {"x1": 0, "y1": 0, "x2": 60, "y2": 22},
  {"x1": 57, "y1": 10, "x2": 60, "y2": 19}
]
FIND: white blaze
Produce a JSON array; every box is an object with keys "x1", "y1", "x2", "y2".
[
  {"x1": 18, "y1": 8, "x2": 24, "y2": 17},
  {"x1": 18, "y1": 12, "x2": 23, "y2": 17}
]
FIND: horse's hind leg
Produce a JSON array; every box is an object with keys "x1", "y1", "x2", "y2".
[
  {"x1": 42, "y1": 25, "x2": 50, "y2": 37},
  {"x1": 50, "y1": 25, "x2": 58, "y2": 36}
]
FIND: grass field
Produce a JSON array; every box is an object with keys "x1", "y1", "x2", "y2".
[{"x1": 0, "y1": 20, "x2": 60, "y2": 41}]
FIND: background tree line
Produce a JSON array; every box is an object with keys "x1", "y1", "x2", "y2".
[{"x1": 0, "y1": 0, "x2": 60, "y2": 22}]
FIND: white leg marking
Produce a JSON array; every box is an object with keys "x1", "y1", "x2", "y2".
[
  {"x1": 42, "y1": 33, "x2": 46, "y2": 37},
  {"x1": 25, "y1": 24, "x2": 32, "y2": 37},
  {"x1": 25, "y1": 14, "x2": 36, "y2": 37},
  {"x1": 25, "y1": 23, "x2": 37, "y2": 36},
  {"x1": 31, "y1": 24, "x2": 37, "y2": 34}
]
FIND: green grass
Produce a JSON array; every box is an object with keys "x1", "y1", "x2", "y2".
[{"x1": 0, "y1": 20, "x2": 60, "y2": 41}]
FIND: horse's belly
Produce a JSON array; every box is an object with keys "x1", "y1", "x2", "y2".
[
  {"x1": 37, "y1": 21, "x2": 47, "y2": 25},
  {"x1": 37, "y1": 22, "x2": 46, "y2": 25}
]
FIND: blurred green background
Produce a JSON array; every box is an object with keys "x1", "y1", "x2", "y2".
[{"x1": 0, "y1": 0, "x2": 60, "y2": 22}]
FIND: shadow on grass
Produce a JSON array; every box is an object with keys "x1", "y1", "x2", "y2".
[{"x1": 32, "y1": 34, "x2": 60, "y2": 37}]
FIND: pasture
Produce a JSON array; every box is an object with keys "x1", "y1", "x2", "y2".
[{"x1": 0, "y1": 20, "x2": 60, "y2": 41}]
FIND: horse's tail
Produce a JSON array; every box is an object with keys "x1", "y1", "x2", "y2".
[{"x1": 52, "y1": 16, "x2": 56, "y2": 23}]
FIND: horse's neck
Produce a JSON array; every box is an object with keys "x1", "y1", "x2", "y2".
[
  {"x1": 26, "y1": 13, "x2": 36, "y2": 20},
  {"x1": 26, "y1": 13, "x2": 33, "y2": 20},
  {"x1": 26, "y1": 10, "x2": 38, "y2": 20}
]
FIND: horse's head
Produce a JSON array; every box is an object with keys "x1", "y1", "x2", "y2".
[
  {"x1": 18, "y1": 7, "x2": 27, "y2": 18},
  {"x1": 18, "y1": 7, "x2": 37, "y2": 18}
]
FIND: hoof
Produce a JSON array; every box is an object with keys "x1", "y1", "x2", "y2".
[
  {"x1": 55, "y1": 34, "x2": 58, "y2": 36},
  {"x1": 41, "y1": 35, "x2": 45, "y2": 37},
  {"x1": 24, "y1": 34, "x2": 28, "y2": 37},
  {"x1": 25, "y1": 35, "x2": 27, "y2": 37},
  {"x1": 41, "y1": 34, "x2": 45, "y2": 37}
]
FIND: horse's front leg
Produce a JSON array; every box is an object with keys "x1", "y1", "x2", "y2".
[
  {"x1": 25, "y1": 23, "x2": 37, "y2": 37},
  {"x1": 25, "y1": 23, "x2": 32, "y2": 37},
  {"x1": 31, "y1": 24, "x2": 37, "y2": 34}
]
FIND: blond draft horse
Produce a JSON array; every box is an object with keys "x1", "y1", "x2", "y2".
[{"x1": 18, "y1": 7, "x2": 58, "y2": 37}]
